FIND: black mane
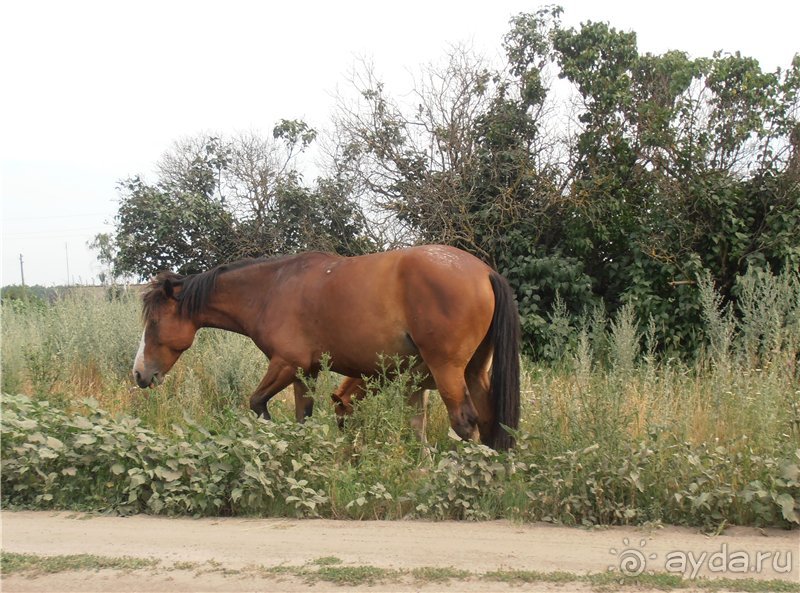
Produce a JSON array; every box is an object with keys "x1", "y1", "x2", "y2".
[
  {"x1": 141, "y1": 257, "x2": 267, "y2": 320},
  {"x1": 140, "y1": 252, "x2": 332, "y2": 320}
]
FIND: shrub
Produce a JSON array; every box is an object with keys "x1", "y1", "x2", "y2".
[{"x1": 2, "y1": 392, "x2": 797, "y2": 528}]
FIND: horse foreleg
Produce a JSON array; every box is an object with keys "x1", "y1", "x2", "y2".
[
  {"x1": 293, "y1": 379, "x2": 315, "y2": 423},
  {"x1": 249, "y1": 359, "x2": 296, "y2": 419}
]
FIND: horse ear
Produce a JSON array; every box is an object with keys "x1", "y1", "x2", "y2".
[{"x1": 163, "y1": 278, "x2": 181, "y2": 299}]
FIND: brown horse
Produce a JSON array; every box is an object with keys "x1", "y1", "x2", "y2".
[
  {"x1": 331, "y1": 376, "x2": 367, "y2": 420},
  {"x1": 331, "y1": 377, "x2": 430, "y2": 441},
  {"x1": 133, "y1": 245, "x2": 521, "y2": 449}
]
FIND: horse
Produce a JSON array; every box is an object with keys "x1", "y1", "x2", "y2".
[
  {"x1": 331, "y1": 376, "x2": 430, "y2": 440},
  {"x1": 331, "y1": 376, "x2": 367, "y2": 422},
  {"x1": 133, "y1": 245, "x2": 521, "y2": 449}
]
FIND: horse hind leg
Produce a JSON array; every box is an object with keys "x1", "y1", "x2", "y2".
[
  {"x1": 466, "y1": 339, "x2": 495, "y2": 446},
  {"x1": 429, "y1": 364, "x2": 480, "y2": 442},
  {"x1": 466, "y1": 364, "x2": 493, "y2": 446}
]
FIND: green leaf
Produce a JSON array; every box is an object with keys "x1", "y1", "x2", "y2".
[
  {"x1": 780, "y1": 463, "x2": 799, "y2": 482},
  {"x1": 129, "y1": 473, "x2": 147, "y2": 489},
  {"x1": 776, "y1": 493, "x2": 799, "y2": 523},
  {"x1": 74, "y1": 434, "x2": 97, "y2": 446},
  {"x1": 38, "y1": 448, "x2": 58, "y2": 460},
  {"x1": 70, "y1": 417, "x2": 93, "y2": 430},
  {"x1": 155, "y1": 467, "x2": 182, "y2": 482},
  {"x1": 46, "y1": 436, "x2": 64, "y2": 450}
]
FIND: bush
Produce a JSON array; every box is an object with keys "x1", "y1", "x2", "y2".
[{"x1": 2, "y1": 392, "x2": 797, "y2": 528}]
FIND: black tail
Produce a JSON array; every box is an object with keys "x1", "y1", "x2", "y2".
[{"x1": 488, "y1": 272, "x2": 521, "y2": 450}]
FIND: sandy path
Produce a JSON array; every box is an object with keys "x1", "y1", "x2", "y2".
[{"x1": 1, "y1": 511, "x2": 798, "y2": 592}]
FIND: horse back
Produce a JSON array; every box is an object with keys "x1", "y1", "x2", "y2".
[{"x1": 274, "y1": 246, "x2": 495, "y2": 374}]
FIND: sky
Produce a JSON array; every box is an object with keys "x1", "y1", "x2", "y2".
[{"x1": 2, "y1": 0, "x2": 798, "y2": 287}]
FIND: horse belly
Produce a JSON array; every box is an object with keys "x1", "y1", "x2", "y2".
[{"x1": 322, "y1": 323, "x2": 419, "y2": 377}]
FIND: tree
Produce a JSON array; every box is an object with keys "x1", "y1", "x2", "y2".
[
  {"x1": 329, "y1": 9, "x2": 593, "y2": 351},
  {"x1": 224, "y1": 122, "x2": 371, "y2": 257},
  {"x1": 95, "y1": 9, "x2": 798, "y2": 356},
  {"x1": 95, "y1": 126, "x2": 371, "y2": 281},
  {"x1": 329, "y1": 7, "x2": 565, "y2": 263},
  {"x1": 326, "y1": 8, "x2": 799, "y2": 356},
  {"x1": 550, "y1": 21, "x2": 800, "y2": 350},
  {"x1": 87, "y1": 232, "x2": 120, "y2": 285}
]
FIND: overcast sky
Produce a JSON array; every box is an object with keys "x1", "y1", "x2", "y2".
[{"x1": 2, "y1": 0, "x2": 798, "y2": 286}]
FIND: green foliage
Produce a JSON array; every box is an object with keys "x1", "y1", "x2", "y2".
[
  {"x1": 2, "y1": 390, "x2": 797, "y2": 528},
  {"x1": 2, "y1": 270, "x2": 799, "y2": 527},
  {"x1": 1, "y1": 284, "x2": 54, "y2": 306},
  {"x1": 327, "y1": 9, "x2": 799, "y2": 358},
  {"x1": 112, "y1": 173, "x2": 238, "y2": 278},
  {"x1": 0, "y1": 394, "x2": 341, "y2": 517},
  {"x1": 89, "y1": 8, "x2": 798, "y2": 355},
  {"x1": 98, "y1": 131, "x2": 372, "y2": 281},
  {"x1": 501, "y1": 252, "x2": 597, "y2": 359},
  {"x1": 1, "y1": 552, "x2": 160, "y2": 575},
  {"x1": 1, "y1": 290, "x2": 140, "y2": 397},
  {"x1": 0, "y1": 289, "x2": 266, "y2": 429},
  {"x1": 273, "y1": 118, "x2": 317, "y2": 150},
  {"x1": 413, "y1": 442, "x2": 508, "y2": 519}
]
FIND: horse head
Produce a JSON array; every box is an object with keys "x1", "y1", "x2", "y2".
[
  {"x1": 331, "y1": 377, "x2": 366, "y2": 428},
  {"x1": 133, "y1": 273, "x2": 198, "y2": 388}
]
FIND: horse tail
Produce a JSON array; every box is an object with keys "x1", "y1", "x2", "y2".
[{"x1": 488, "y1": 271, "x2": 521, "y2": 450}]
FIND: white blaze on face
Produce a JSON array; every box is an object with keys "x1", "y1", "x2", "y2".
[{"x1": 133, "y1": 329, "x2": 147, "y2": 374}]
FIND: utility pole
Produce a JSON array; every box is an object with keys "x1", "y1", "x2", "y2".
[{"x1": 18, "y1": 253, "x2": 28, "y2": 302}]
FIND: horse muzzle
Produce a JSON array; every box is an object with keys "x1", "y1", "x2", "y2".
[{"x1": 133, "y1": 370, "x2": 160, "y2": 389}]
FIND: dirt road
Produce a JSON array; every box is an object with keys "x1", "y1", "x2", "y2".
[{"x1": 1, "y1": 511, "x2": 798, "y2": 592}]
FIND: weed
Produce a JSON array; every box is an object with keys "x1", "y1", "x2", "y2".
[
  {"x1": 410, "y1": 566, "x2": 471, "y2": 581},
  {"x1": 311, "y1": 556, "x2": 342, "y2": 566},
  {"x1": 0, "y1": 551, "x2": 159, "y2": 575},
  {"x1": 312, "y1": 564, "x2": 394, "y2": 585},
  {"x1": 3, "y1": 551, "x2": 797, "y2": 591},
  {"x1": 482, "y1": 569, "x2": 578, "y2": 583}
]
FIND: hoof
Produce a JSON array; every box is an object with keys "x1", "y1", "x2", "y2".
[
  {"x1": 250, "y1": 406, "x2": 270, "y2": 421},
  {"x1": 451, "y1": 421, "x2": 480, "y2": 442}
]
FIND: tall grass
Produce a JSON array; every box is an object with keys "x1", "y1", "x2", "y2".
[
  {"x1": 1, "y1": 268, "x2": 798, "y2": 527},
  {"x1": 1, "y1": 290, "x2": 266, "y2": 431}
]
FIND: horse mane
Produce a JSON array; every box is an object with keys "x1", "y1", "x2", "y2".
[
  {"x1": 141, "y1": 257, "x2": 267, "y2": 320},
  {"x1": 141, "y1": 252, "x2": 335, "y2": 321}
]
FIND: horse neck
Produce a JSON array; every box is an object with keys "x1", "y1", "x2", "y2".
[{"x1": 193, "y1": 263, "x2": 272, "y2": 335}]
